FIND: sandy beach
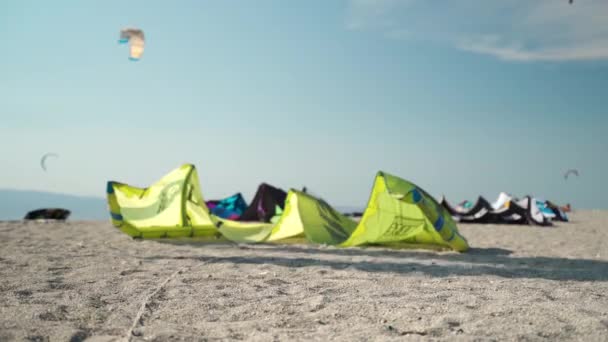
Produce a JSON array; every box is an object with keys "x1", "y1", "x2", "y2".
[{"x1": 1, "y1": 211, "x2": 607, "y2": 341}]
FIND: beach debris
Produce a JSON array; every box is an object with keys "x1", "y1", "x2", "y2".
[
  {"x1": 400, "y1": 330, "x2": 428, "y2": 336},
  {"x1": 125, "y1": 267, "x2": 186, "y2": 340},
  {"x1": 384, "y1": 324, "x2": 428, "y2": 336},
  {"x1": 118, "y1": 27, "x2": 145, "y2": 61},
  {"x1": 25, "y1": 335, "x2": 48, "y2": 342},
  {"x1": 68, "y1": 329, "x2": 91, "y2": 342},
  {"x1": 40, "y1": 153, "x2": 58, "y2": 171}
]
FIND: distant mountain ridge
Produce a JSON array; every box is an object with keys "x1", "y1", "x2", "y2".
[{"x1": 0, "y1": 189, "x2": 108, "y2": 221}]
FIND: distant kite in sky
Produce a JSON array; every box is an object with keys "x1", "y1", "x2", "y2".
[
  {"x1": 40, "y1": 153, "x2": 59, "y2": 171},
  {"x1": 564, "y1": 169, "x2": 579, "y2": 180},
  {"x1": 118, "y1": 27, "x2": 145, "y2": 61}
]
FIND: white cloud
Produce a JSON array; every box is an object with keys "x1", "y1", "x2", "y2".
[
  {"x1": 345, "y1": 0, "x2": 608, "y2": 62},
  {"x1": 457, "y1": 36, "x2": 608, "y2": 62}
]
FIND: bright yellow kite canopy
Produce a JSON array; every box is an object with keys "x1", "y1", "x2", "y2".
[{"x1": 106, "y1": 164, "x2": 469, "y2": 252}]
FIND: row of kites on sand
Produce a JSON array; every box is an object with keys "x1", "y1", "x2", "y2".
[{"x1": 26, "y1": 161, "x2": 579, "y2": 253}]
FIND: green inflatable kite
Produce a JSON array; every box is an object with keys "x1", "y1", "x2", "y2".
[{"x1": 106, "y1": 164, "x2": 469, "y2": 252}]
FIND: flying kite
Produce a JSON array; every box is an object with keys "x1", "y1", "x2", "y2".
[
  {"x1": 40, "y1": 153, "x2": 59, "y2": 171},
  {"x1": 118, "y1": 27, "x2": 145, "y2": 61},
  {"x1": 564, "y1": 169, "x2": 579, "y2": 180}
]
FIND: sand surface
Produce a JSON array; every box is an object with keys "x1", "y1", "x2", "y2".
[{"x1": 1, "y1": 211, "x2": 608, "y2": 341}]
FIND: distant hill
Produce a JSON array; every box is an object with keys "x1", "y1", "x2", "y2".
[
  {"x1": 0, "y1": 189, "x2": 108, "y2": 221},
  {"x1": 334, "y1": 205, "x2": 366, "y2": 215},
  {"x1": 0, "y1": 189, "x2": 366, "y2": 221}
]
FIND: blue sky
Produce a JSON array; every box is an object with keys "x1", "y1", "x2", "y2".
[{"x1": 1, "y1": 0, "x2": 606, "y2": 209}]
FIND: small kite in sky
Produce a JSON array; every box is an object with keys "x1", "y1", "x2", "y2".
[{"x1": 119, "y1": 27, "x2": 145, "y2": 61}]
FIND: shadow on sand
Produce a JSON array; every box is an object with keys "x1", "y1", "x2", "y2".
[{"x1": 143, "y1": 240, "x2": 608, "y2": 282}]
